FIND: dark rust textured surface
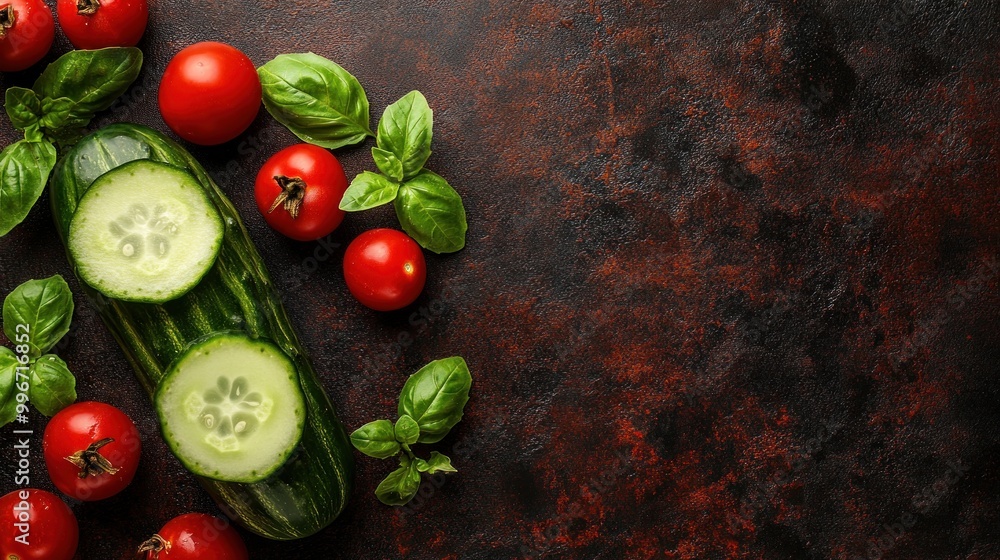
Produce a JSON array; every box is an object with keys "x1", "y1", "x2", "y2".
[{"x1": 2, "y1": 0, "x2": 1000, "y2": 558}]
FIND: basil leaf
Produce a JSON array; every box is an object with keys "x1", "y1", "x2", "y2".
[
  {"x1": 350, "y1": 419, "x2": 401, "y2": 459},
  {"x1": 340, "y1": 171, "x2": 400, "y2": 212},
  {"x1": 32, "y1": 47, "x2": 143, "y2": 124},
  {"x1": 0, "y1": 387, "x2": 18, "y2": 427},
  {"x1": 398, "y1": 357, "x2": 472, "y2": 444},
  {"x1": 394, "y1": 415, "x2": 420, "y2": 445},
  {"x1": 0, "y1": 140, "x2": 58, "y2": 237},
  {"x1": 39, "y1": 97, "x2": 84, "y2": 131},
  {"x1": 258, "y1": 53, "x2": 374, "y2": 149},
  {"x1": 5, "y1": 87, "x2": 43, "y2": 130},
  {"x1": 394, "y1": 170, "x2": 468, "y2": 254},
  {"x1": 0, "y1": 347, "x2": 18, "y2": 417},
  {"x1": 23, "y1": 125, "x2": 44, "y2": 143},
  {"x1": 29, "y1": 354, "x2": 76, "y2": 417},
  {"x1": 375, "y1": 459, "x2": 421, "y2": 506},
  {"x1": 2, "y1": 275, "x2": 75, "y2": 359},
  {"x1": 422, "y1": 451, "x2": 457, "y2": 474},
  {"x1": 377, "y1": 90, "x2": 433, "y2": 180},
  {"x1": 372, "y1": 147, "x2": 403, "y2": 182}
]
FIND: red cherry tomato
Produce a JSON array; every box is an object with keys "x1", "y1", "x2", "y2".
[
  {"x1": 254, "y1": 144, "x2": 348, "y2": 241},
  {"x1": 0, "y1": 489, "x2": 78, "y2": 560},
  {"x1": 138, "y1": 513, "x2": 248, "y2": 560},
  {"x1": 56, "y1": 0, "x2": 147, "y2": 49},
  {"x1": 344, "y1": 229, "x2": 427, "y2": 311},
  {"x1": 43, "y1": 401, "x2": 141, "y2": 501},
  {"x1": 0, "y1": 0, "x2": 54, "y2": 72},
  {"x1": 158, "y1": 42, "x2": 261, "y2": 146}
]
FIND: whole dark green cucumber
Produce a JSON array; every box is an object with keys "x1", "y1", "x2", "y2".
[{"x1": 49, "y1": 123, "x2": 353, "y2": 540}]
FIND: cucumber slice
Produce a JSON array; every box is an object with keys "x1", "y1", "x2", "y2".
[
  {"x1": 155, "y1": 333, "x2": 306, "y2": 483},
  {"x1": 68, "y1": 160, "x2": 224, "y2": 303}
]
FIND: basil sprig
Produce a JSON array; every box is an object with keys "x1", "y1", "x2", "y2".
[
  {"x1": 0, "y1": 47, "x2": 143, "y2": 237},
  {"x1": 342, "y1": 91, "x2": 468, "y2": 253},
  {"x1": 351, "y1": 357, "x2": 472, "y2": 506},
  {"x1": 0, "y1": 276, "x2": 78, "y2": 425}
]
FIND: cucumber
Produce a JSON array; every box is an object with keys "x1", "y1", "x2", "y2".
[
  {"x1": 49, "y1": 124, "x2": 354, "y2": 540},
  {"x1": 156, "y1": 333, "x2": 306, "y2": 483},
  {"x1": 68, "y1": 161, "x2": 224, "y2": 303}
]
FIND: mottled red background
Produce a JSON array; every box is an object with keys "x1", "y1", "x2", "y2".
[{"x1": 2, "y1": 0, "x2": 1000, "y2": 558}]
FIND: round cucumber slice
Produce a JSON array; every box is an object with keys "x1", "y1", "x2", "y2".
[
  {"x1": 155, "y1": 333, "x2": 306, "y2": 483},
  {"x1": 68, "y1": 160, "x2": 224, "y2": 303}
]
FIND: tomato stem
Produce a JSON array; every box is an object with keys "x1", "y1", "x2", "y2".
[
  {"x1": 64, "y1": 437, "x2": 121, "y2": 478},
  {"x1": 76, "y1": 0, "x2": 100, "y2": 16},
  {"x1": 0, "y1": 5, "x2": 15, "y2": 39},
  {"x1": 136, "y1": 534, "x2": 167, "y2": 559},
  {"x1": 268, "y1": 176, "x2": 308, "y2": 220}
]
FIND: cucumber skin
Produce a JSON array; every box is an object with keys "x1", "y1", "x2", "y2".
[{"x1": 50, "y1": 124, "x2": 354, "y2": 540}]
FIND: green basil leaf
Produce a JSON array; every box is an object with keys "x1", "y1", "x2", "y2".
[
  {"x1": 258, "y1": 53, "x2": 374, "y2": 149},
  {"x1": 0, "y1": 347, "x2": 18, "y2": 417},
  {"x1": 39, "y1": 97, "x2": 84, "y2": 131},
  {"x1": 5, "y1": 87, "x2": 43, "y2": 130},
  {"x1": 350, "y1": 419, "x2": 401, "y2": 459},
  {"x1": 32, "y1": 47, "x2": 143, "y2": 125},
  {"x1": 0, "y1": 387, "x2": 18, "y2": 427},
  {"x1": 28, "y1": 354, "x2": 76, "y2": 416},
  {"x1": 422, "y1": 451, "x2": 458, "y2": 474},
  {"x1": 372, "y1": 147, "x2": 404, "y2": 182},
  {"x1": 394, "y1": 170, "x2": 467, "y2": 254},
  {"x1": 375, "y1": 460, "x2": 421, "y2": 506},
  {"x1": 0, "y1": 140, "x2": 58, "y2": 237},
  {"x1": 340, "y1": 171, "x2": 400, "y2": 212},
  {"x1": 2, "y1": 275, "x2": 75, "y2": 359},
  {"x1": 394, "y1": 415, "x2": 420, "y2": 445},
  {"x1": 398, "y1": 356, "x2": 472, "y2": 443},
  {"x1": 23, "y1": 125, "x2": 44, "y2": 143},
  {"x1": 377, "y1": 90, "x2": 433, "y2": 180}
]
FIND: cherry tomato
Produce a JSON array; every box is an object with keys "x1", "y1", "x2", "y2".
[
  {"x1": 138, "y1": 513, "x2": 248, "y2": 560},
  {"x1": 254, "y1": 144, "x2": 348, "y2": 241},
  {"x1": 0, "y1": 489, "x2": 78, "y2": 560},
  {"x1": 43, "y1": 401, "x2": 141, "y2": 501},
  {"x1": 158, "y1": 42, "x2": 261, "y2": 146},
  {"x1": 0, "y1": 0, "x2": 54, "y2": 72},
  {"x1": 344, "y1": 229, "x2": 427, "y2": 311},
  {"x1": 57, "y1": 0, "x2": 148, "y2": 49}
]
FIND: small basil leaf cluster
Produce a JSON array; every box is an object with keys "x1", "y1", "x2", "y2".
[
  {"x1": 341, "y1": 91, "x2": 468, "y2": 254},
  {"x1": 0, "y1": 276, "x2": 79, "y2": 426},
  {"x1": 350, "y1": 357, "x2": 471, "y2": 506},
  {"x1": 0, "y1": 47, "x2": 143, "y2": 237},
  {"x1": 256, "y1": 53, "x2": 468, "y2": 254}
]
